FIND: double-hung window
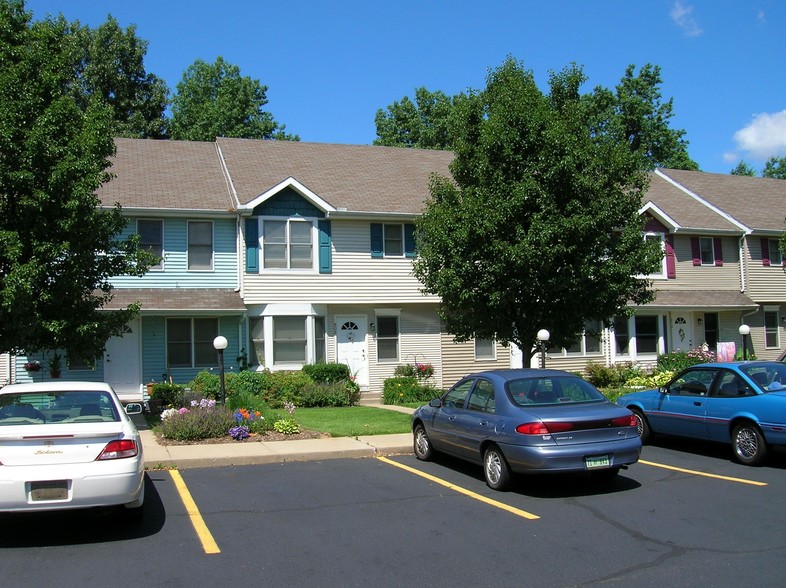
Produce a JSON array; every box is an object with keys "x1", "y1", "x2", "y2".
[
  {"x1": 564, "y1": 320, "x2": 603, "y2": 356},
  {"x1": 376, "y1": 316, "x2": 400, "y2": 362},
  {"x1": 138, "y1": 219, "x2": 163, "y2": 270},
  {"x1": 188, "y1": 221, "x2": 213, "y2": 270},
  {"x1": 475, "y1": 338, "x2": 496, "y2": 360},
  {"x1": 273, "y1": 317, "x2": 307, "y2": 364},
  {"x1": 383, "y1": 224, "x2": 404, "y2": 256},
  {"x1": 263, "y1": 219, "x2": 314, "y2": 269},
  {"x1": 768, "y1": 239, "x2": 783, "y2": 265},
  {"x1": 644, "y1": 232, "x2": 666, "y2": 279},
  {"x1": 699, "y1": 237, "x2": 715, "y2": 265},
  {"x1": 764, "y1": 308, "x2": 780, "y2": 349},
  {"x1": 167, "y1": 318, "x2": 218, "y2": 368}
]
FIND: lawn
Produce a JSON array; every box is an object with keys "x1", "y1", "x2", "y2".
[{"x1": 294, "y1": 405, "x2": 413, "y2": 437}]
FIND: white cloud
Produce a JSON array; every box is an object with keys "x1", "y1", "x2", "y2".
[
  {"x1": 733, "y1": 110, "x2": 786, "y2": 160},
  {"x1": 671, "y1": 1, "x2": 703, "y2": 37}
]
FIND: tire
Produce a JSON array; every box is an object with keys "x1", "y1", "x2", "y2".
[
  {"x1": 732, "y1": 422, "x2": 768, "y2": 466},
  {"x1": 483, "y1": 445, "x2": 512, "y2": 491},
  {"x1": 413, "y1": 424, "x2": 433, "y2": 461},
  {"x1": 631, "y1": 409, "x2": 652, "y2": 444}
]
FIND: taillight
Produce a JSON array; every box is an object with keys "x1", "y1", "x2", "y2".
[
  {"x1": 612, "y1": 415, "x2": 637, "y2": 427},
  {"x1": 97, "y1": 439, "x2": 138, "y2": 460},
  {"x1": 516, "y1": 421, "x2": 575, "y2": 435}
]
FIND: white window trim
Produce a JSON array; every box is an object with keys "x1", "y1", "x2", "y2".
[
  {"x1": 474, "y1": 338, "x2": 496, "y2": 360},
  {"x1": 374, "y1": 308, "x2": 401, "y2": 363},
  {"x1": 260, "y1": 216, "x2": 318, "y2": 272},
  {"x1": 699, "y1": 237, "x2": 715, "y2": 266}
]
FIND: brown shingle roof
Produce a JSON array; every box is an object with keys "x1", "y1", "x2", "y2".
[
  {"x1": 640, "y1": 289, "x2": 757, "y2": 310},
  {"x1": 104, "y1": 288, "x2": 245, "y2": 312},
  {"x1": 657, "y1": 169, "x2": 786, "y2": 233},
  {"x1": 216, "y1": 137, "x2": 454, "y2": 214},
  {"x1": 97, "y1": 139, "x2": 234, "y2": 211}
]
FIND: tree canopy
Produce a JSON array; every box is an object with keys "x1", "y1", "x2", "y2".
[
  {"x1": 0, "y1": 0, "x2": 156, "y2": 360},
  {"x1": 731, "y1": 156, "x2": 786, "y2": 179},
  {"x1": 169, "y1": 56, "x2": 298, "y2": 142},
  {"x1": 412, "y1": 58, "x2": 663, "y2": 361},
  {"x1": 373, "y1": 88, "x2": 458, "y2": 149}
]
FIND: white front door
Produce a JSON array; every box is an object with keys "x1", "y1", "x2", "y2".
[
  {"x1": 104, "y1": 319, "x2": 141, "y2": 395},
  {"x1": 335, "y1": 316, "x2": 369, "y2": 388},
  {"x1": 671, "y1": 315, "x2": 693, "y2": 352}
]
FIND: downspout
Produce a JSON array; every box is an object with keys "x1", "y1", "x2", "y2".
[{"x1": 739, "y1": 235, "x2": 747, "y2": 295}]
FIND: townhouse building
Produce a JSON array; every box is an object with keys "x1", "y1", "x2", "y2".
[{"x1": 3, "y1": 139, "x2": 786, "y2": 394}]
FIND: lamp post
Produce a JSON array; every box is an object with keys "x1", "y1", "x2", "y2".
[
  {"x1": 536, "y1": 329, "x2": 550, "y2": 369},
  {"x1": 213, "y1": 335, "x2": 228, "y2": 405},
  {"x1": 738, "y1": 324, "x2": 750, "y2": 361}
]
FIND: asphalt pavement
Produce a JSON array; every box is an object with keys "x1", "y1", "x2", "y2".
[{"x1": 135, "y1": 403, "x2": 415, "y2": 469}]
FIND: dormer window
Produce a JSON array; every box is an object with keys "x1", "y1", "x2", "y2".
[{"x1": 263, "y1": 218, "x2": 314, "y2": 270}]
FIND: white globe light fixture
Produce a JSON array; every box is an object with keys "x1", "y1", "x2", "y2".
[
  {"x1": 213, "y1": 336, "x2": 229, "y2": 404},
  {"x1": 738, "y1": 324, "x2": 750, "y2": 361},
  {"x1": 536, "y1": 329, "x2": 550, "y2": 369}
]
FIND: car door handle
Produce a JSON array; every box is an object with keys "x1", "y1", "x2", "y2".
[
  {"x1": 693, "y1": 401, "x2": 703, "y2": 406},
  {"x1": 478, "y1": 420, "x2": 488, "y2": 426},
  {"x1": 448, "y1": 415, "x2": 457, "y2": 421}
]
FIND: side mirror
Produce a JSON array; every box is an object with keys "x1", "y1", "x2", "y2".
[
  {"x1": 659, "y1": 386, "x2": 669, "y2": 395},
  {"x1": 125, "y1": 403, "x2": 143, "y2": 415},
  {"x1": 429, "y1": 398, "x2": 442, "y2": 408}
]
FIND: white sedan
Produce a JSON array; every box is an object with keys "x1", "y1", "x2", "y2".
[{"x1": 0, "y1": 381, "x2": 145, "y2": 520}]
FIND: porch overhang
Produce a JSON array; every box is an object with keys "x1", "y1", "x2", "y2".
[
  {"x1": 633, "y1": 290, "x2": 759, "y2": 311},
  {"x1": 104, "y1": 288, "x2": 246, "y2": 315}
]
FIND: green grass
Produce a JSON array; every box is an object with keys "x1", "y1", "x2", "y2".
[{"x1": 294, "y1": 406, "x2": 413, "y2": 437}]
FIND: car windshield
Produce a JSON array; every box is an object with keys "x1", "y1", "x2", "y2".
[
  {"x1": 507, "y1": 376, "x2": 605, "y2": 406},
  {"x1": 741, "y1": 364, "x2": 786, "y2": 393},
  {"x1": 0, "y1": 390, "x2": 120, "y2": 425}
]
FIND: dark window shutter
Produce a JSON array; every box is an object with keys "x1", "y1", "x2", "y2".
[
  {"x1": 404, "y1": 224, "x2": 416, "y2": 258},
  {"x1": 370, "y1": 223, "x2": 383, "y2": 258},
  {"x1": 245, "y1": 218, "x2": 259, "y2": 273},
  {"x1": 761, "y1": 238, "x2": 771, "y2": 266},
  {"x1": 666, "y1": 235, "x2": 676, "y2": 279},
  {"x1": 318, "y1": 220, "x2": 332, "y2": 274},
  {"x1": 691, "y1": 237, "x2": 701, "y2": 266},
  {"x1": 713, "y1": 238, "x2": 723, "y2": 266}
]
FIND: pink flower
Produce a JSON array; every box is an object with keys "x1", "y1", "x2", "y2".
[{"x1": 178, "y1": 407, "x2": 190, "y2": 415}]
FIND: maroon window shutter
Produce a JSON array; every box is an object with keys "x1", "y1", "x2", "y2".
[
  {"x1": 666, "y1": 235, "x2": 676, "y2": 279},
  {"x1": 691, "y1": 237, "x2": 701, "y2": 266},
  {"x1": 761, "y1": 238, "x2": 771, "y2": 267},
  {"x1": 713, "y1": 238, "x2": 723, "y2": 266}
]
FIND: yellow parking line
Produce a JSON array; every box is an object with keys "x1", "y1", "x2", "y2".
[
  {"x1": 377, "y1": 456, "x2": 540, "y2": 520},
  {"x1": 170, "y1": 470, "x2": 221, "y2": 554},
  {"x1": 639, "y1": 459, "x2": 767, "y2": 486}
]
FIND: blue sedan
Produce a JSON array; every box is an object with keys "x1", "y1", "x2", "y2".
[
  {"x1": 411, "y1": 369, "x2": 641, "y2": 490},
  {"x1": 617, "y1": 361, "x2": 786, "y2": 466}
]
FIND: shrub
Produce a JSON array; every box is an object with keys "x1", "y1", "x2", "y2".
[
  {"x1": 158, "y1": 405, "x2": 236, "y2": 441},
  {"x1": 152, "y1": 383, "x2": 185, "y2": 407},
  {"x1": 584, "y1": 362, "x2": 642, "y2": 388},
  {"x1": 302, "y1": 363, "x2": 351, "y2": 383},
  {"x1": 187, "y1": 371, "x2": 222, "y2": 399},
  {"x1": 262, "y1": 370, "x2": 315, "y2": 407},
  {"x1": 657, "y1": 347, "x2": 715, "y2": 372},
  {"x1": 229, "y1": 370, "x2": 274, "y2": 397},
  {"x1": 383, "y1": 377, "x2": 441, "y2": 405}
]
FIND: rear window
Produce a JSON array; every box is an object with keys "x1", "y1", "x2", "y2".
[
  {"x1": 507, "y1": 376, "x2": 605, "y2": 406},
  {"x1": 0, "y1": 391, "x2": 120, "y2": 425}
]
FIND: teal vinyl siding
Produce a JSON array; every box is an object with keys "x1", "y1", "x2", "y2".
[
  {"x1": 113, "y1": 217, "x2": 238, "y2": 288},
  {"x1": 255, "y1": 187, "x2": 325, "y2": 218},
  {"x1": 13, "y1": 352, "x2": 103, "y2": 384}
]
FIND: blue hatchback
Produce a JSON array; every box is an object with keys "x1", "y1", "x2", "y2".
[
  {"x1": 412, "y1": 369, "x2": 641, "y2": 490},
  {"x1": 617, "y1": 361, "x2": 786, "y2": 465}
]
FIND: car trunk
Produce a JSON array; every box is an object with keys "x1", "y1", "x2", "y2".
[
  {"x1": 526, "y1": 403, "x2": 637, "y2": 446},
  {"x1": 0, "y1": 422, "x2": 126, "y2": 466}
]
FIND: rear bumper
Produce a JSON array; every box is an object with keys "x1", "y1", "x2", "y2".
[
  {"x1": 501, "y1": 437, "x2": 642, "y2": 474},
  {"x1": 0, "y1": 458, "x2": 144, "y2": 512}
]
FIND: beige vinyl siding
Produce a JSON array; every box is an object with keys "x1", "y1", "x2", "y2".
[
  {"x1": 657, "y1": 235, "x2": 742, "y2": 291},
  {"x1": 536, "y1": 354, "x2": 597, "y2": 376},
  {"x1": 440, "y1": 333, "x2": 510, "y2": 389},
  {"x1": 243, "y1": 219, "x2": 439, "y2": 305},
  {"x1": 745, "y1": 238, "x2": 786, "y2": 301}
]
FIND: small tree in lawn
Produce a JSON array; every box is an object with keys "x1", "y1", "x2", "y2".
[{"x1": 413, "y1": 57, "x2": 663, "y2": 363}]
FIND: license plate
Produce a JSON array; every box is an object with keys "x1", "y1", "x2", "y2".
[
  {"x1": 584, "y1": 455, "x2": 611, "y2": 469},
  {"x1": 30, "y1": 480, "x2": 68, "y2": 501}
]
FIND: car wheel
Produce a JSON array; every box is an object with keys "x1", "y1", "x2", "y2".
[
  {"x1": 631, "y1": 408, "x2": 652, "y2": 443},
  {"x1": 732, "y1": 422, "x2": 768, "y2": 466},
  {"x1": 483, "y1": 445, "x2": 511, "y2": 491},
  {"x1": 413, "y1": 424, "x2": 433, "y2": 461}
]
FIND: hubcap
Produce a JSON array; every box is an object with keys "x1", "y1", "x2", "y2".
[
  {"x1": 635, "y1": 414, "x2": 644, "y2": 437},
  {"x1": 736, "y1": 428, "x2": 757, "y2": 459},
  {"x1": 485, "y1": 452, "x2": 501, "y2": 485},
  {"x1": 415, "y1": 430, "x2": 428, "y2": 455}
]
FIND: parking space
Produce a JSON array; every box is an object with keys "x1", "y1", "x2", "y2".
[{"x1": 2, "y1": 443, "x2": 786, "y2": 586}]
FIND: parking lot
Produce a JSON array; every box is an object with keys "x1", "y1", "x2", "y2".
[{"x1": 1, "y1": 440, "x2": 785, "y2": 587}]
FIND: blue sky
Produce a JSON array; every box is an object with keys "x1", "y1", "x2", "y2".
[{"x1": 25, "y1": 0, "x2": 786, "y2": 174}]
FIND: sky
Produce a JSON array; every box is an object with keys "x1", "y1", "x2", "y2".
[{"x1": 24, "y1": 0, "x2": 786, "y2": 175}]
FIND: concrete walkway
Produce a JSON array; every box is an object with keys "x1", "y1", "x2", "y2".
[{"x1": 136, "y1": 403, "x2": 415, "y2": 470}]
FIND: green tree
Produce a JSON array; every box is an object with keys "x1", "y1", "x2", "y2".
[
  {"x1": 373, "y1": 87, "x2": 458, "y2": 149},
  {"x1": 76, "y1": 15, "x2": 169, "y2": 139},
  {"x1": 587, "y1": 64, "x2": 698, "y2": 170},
  {"x1": 169, "y1": 56, "x2": 297, "y2": 142},
  {"x1": 0, "y1": 0, "x2": 156, "y2": 360},
  {"x1": 763, "y1": 156, "x2": 786, "y2": 179},
  {"x1": 412, "y1": 58, "x2": 662, "y2": 361},
  {"x1": 730, "y1": 161, "x2": 757, "y2": 176}
]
